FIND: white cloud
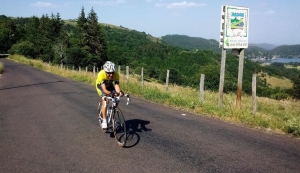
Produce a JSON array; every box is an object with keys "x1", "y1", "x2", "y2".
[
  {"x1": 156, "y1": 1, "x2": 206, "y2": 9},
  {"x1": 31, "y1": 2, "x2": 56, "y2": 8}
]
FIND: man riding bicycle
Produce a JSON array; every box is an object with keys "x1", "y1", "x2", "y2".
[{"x1": 95, "y1": 61, "x2": 123, "y2": 130}]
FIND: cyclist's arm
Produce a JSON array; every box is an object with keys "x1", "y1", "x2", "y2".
[
  {"x1": 114, "y1": 73, "x2": 123, "y2": 96},
  {"x1": 100, "y1": 83, "x2": 112, "y2": 95},
  {"x1": 114, "y1": 83, "x2": 122, "y2": 94}
]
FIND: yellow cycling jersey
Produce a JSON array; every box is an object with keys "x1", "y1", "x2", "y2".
[{"x1": 95, "y1": 70, "x2": 120, "y2": 96}]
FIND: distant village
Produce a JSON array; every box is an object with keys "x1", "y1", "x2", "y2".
[
  {"x1": 246, "y1": 54, "x2": 300, "y2": 63},
  {"x1": 247, "y1": 54, "x2": 280, "y2": 62}
]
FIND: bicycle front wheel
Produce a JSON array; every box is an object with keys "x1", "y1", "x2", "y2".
[{"x1": 113, "y1": 108, "x2": 127, "y2": 147}]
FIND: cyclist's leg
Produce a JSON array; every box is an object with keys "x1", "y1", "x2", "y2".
[
  {"x1": 101, "y1": 96, "x2": 107, "y2": 120},
  {"x1": 97, "y1": 84, "x2": 108, "y2": 129},
  {"x1": 96, "y1": 83, "x2": 103, "y2": 114},
  {"x1": 102, "y1": 85, "x2": 115, "y2": 121}
]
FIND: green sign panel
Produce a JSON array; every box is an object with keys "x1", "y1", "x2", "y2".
[{"x1": 220, "y1": 6, "x2": 249, "y2": 49}]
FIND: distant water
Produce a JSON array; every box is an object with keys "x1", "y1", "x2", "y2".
[{"x1": 270, "y1": 57, "x2": 300, "y2": 63}]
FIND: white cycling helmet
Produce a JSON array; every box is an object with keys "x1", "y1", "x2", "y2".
[{"x1": 103, "y1": 61, "x2": 115, "y2": 73}]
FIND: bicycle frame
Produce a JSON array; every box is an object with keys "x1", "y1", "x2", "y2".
[
  {"x1": 98, "y1": 94, "x2": 130, "y2": 147},
  {"x1": 102, "y1": 94, "x2": 130, "y2": 122}
]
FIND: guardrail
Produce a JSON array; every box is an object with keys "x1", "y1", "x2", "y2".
[{"x1": 0, "y1": 54, "x2": 9, "y2": 58}]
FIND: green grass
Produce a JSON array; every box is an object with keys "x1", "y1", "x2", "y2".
[
  {"x1": 7, "y1": 54, "x2": 300, "y2": 138},
  {"x1": 0, "y1": 62, "x2": 3, "y2": 74},
  {"x1": 259, "y1": 73, "x2": 293, "y2": 89},
  {"x1": 285, "y1": 64, "x2": 300, "y2": 70}
]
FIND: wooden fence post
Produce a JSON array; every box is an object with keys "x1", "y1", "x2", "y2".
[
  {"x1": 236, "y1": 48, "x2": 245, "y2": 109},
  {"x1": 218, "y1": 48, "x2": 226, "y2": 108},
  {"x1": 166, "y1": 70, "x2": 169, "y2": 92},
  {"x1": 126, "y1": 66, "x2": 129, "y2": 80},
  {"x1": 252, "y1": 73, "x2": 257, "y2": 116},
  {"x1": 93, "y1": 66, "x2": 96, "y2": 77},
  {"x1": 200, "y1": 74, "x2": 205, "y2": 102},
  {"x1": 141, "y1": 67, "x2": 144, "y2": 88}
]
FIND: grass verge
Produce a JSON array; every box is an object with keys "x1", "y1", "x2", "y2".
[
  {"x1": 7, "y1": 54, "x2": 300, "y2": 138},
  {"x1": 0, "y1": 61, "x2": 3, "y2": 74}
]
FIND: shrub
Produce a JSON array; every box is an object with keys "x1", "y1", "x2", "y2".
[
  {"x1": 285, "y1": 118, "x2": 300, "y2": 137},
  {"x1": 8, "y1": 41, "x2": 36, "y2": 58},
  {"x1": 271, "y1": 93, "x2": 291, "y2": 100},
  {"x1": 0, "y1": 62, "x2": 3, "y2": 74}
]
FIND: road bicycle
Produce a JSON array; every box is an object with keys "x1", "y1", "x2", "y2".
[{"x1": 97, "y1": 93, "x2": 130, "y2": 147}]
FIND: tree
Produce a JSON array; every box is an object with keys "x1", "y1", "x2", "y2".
[
  {"x1": 292, "y1": 75, "x2": 300, "y2": 99},
  {"x1": 85, "y1": 8, "x2": 107, "y2": 67},
  {"x1": 0, "y1": 16, "x2": 18, "y2": 53},
  {"x1": 73, "y1": 7, "x2": 108, "y2": 69}
]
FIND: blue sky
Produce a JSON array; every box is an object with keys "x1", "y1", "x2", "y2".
[{"x1": 1, "y1": 0, "x2": 300, "y2": 45}]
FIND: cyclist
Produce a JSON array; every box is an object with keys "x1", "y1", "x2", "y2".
[{"x1": 95, "y1": 61, "x2": 123, "y2": 130}]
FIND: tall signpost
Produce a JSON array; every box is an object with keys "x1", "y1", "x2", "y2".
[
  {"x1": 218, "y1": 6, "x2": 226, "y2": 108},
  {"x1": 219, "y1": 5, "x2": 249, "y2": 108}
]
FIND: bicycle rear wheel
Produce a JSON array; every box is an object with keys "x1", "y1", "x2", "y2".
[{"x1": 113, "y1": 108, "x2": 127, "y2": 147}]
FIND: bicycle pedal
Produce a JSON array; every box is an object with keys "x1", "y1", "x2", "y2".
[{"x1": 102, "y1": 128, "x2": 107, "y2": 133}]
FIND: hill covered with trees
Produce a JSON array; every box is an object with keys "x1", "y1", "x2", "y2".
[
  {"x1": 270, "y1": 45, "x2": 300, "y2": 57},
  {"x1": 1, "y1": 9, "x2": 300, "y2": 99},
  {"x1": 162, "y1": 34, "x2": 300, "y2": 59}
]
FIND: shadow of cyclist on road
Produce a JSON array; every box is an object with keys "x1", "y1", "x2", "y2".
[{"x1": 123, "y1": 119, "x2": 151, "y2": 148}]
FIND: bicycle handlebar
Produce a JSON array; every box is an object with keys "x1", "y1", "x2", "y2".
[{"x1": 104, "y1": 93, "x2": 130, "y2": 106}]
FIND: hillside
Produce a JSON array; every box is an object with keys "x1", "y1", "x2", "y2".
[
  {"x1": 161, "y1": 34, "x2": 272, "y2": 58},
  {"x1": 1, "y1": 15, "x2": 300, "y2": 99},
  {"x1": 161, "y1": 34, "x2": 220, "y2": 53},
  {"x1": 161, "y1": 34, "x2": 300, "y2": 59},
  {"x1": 249, "y1": 43, "x2": 278, "y2": 50},
  {"x1": 100, "y1": 26, "x2": 300, "y2": 95},
  {"x1": 270, "y1": 44, "x2": 300, "y2": 57}
]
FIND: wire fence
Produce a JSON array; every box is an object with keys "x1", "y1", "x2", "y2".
[{"x1": 58, "y1": 63, "x2": 258, "y2": 115}]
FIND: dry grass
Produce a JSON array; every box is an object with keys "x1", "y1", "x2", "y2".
[
  {"x1": 285, "y1": 65, "x2": 300, "y2": 70},
  {"x1": 7, "y1": 54, "x2": 300, "y2": 137},
  {"x1": 0, "y1": 62, "x2": 3, "y2": 74},
  {"x1": 258, "y1": 72, "x2": 293, "y2": 89}
]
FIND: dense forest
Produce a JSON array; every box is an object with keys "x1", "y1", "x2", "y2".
[{"x1": 1, "y1": 8, "x2": 300, "y2": 99}]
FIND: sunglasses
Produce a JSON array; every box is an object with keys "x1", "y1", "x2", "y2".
[{"x1": 106, "y1": 72, "x2": 114, "y2": 75}]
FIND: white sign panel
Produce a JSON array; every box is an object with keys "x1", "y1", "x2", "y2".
[{"x1": 221, "y1": 6, "x2": 249, "y2": 49}]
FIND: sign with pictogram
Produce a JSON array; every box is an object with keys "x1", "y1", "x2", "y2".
[{"x1": 220, "y1": 5, "x2": 249, "y2": 49}]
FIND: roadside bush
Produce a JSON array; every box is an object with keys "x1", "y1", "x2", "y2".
[
  {"x1": 292, "y1": 75, "x2": 300, "y2": 99},
  {"x1": 285, "y1": 117, "x2": 300, "y2": 137},
  {"x1": 271, "y1": 92, "x2": 291, "y2": 100},
  {"x1": 0, "y1": 62, "x2": 3, "y2": 74},
  {"x1": 8, "y1": 41, "x2": 35, "y2": 58}
]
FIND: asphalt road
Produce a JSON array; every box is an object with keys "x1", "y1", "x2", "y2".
[{"x1": 1, "y1": 59, "x2": 300, "y2": 173}]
